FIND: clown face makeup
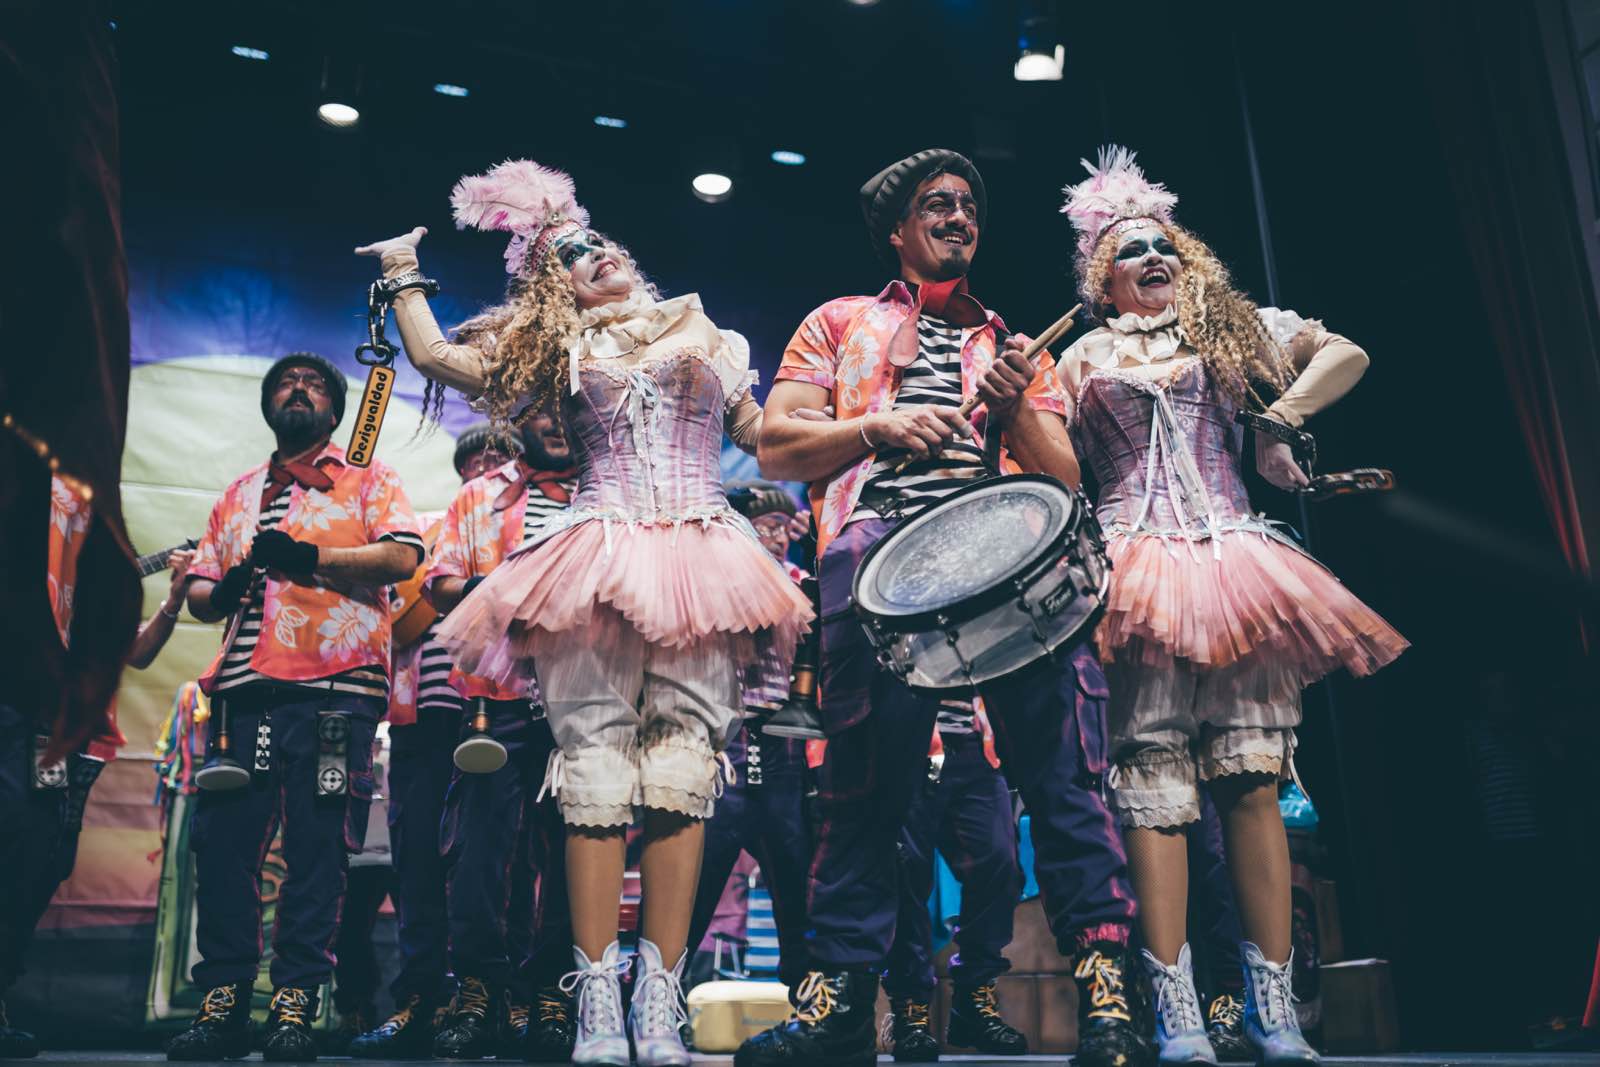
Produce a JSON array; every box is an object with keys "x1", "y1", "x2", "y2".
[
  {"x1": 891, "y1": 173, "x2": 979, "y2": 283},
  {"x1": 1107, "y1": 223, "x2": 1181, "y2": 316},
  {"x1": 555, "y1": 229, "x2": 634, "y2": 309}
]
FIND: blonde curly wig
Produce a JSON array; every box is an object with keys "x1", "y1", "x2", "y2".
[
  {"x1": 419, "y1": 233, "x2": 658, "y2": 428},
  {"x1": 1079, "y1": 223, "x2": 1291, "y2": 407}
]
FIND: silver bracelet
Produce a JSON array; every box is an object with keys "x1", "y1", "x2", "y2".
[
  {"x1": 859, "y1": 419, "x2": 876, "y2": 449},
  {"x1": 160, "y1": 602, "x2": 181, "y2": 620}
]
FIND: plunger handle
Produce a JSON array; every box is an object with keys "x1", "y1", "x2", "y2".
[{"x1": 454, "y1": 698, "x2": 509, "y2": 774}]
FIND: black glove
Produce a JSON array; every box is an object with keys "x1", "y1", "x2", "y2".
[
  {"x1": 209, "y1": 562, "x2": 255, "y2": 614},
  {"x1": 250, "y1": 529, "x2": 319, "y2": 575},
  {"x1": 461, "y1": 575, "x2": 485, "y2": 599}
]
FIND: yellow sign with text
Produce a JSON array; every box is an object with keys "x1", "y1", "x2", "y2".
[{"x1": 346, "y1": 364, "x2": 395, "y2": 468}]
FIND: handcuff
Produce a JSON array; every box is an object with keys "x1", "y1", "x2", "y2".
[
  {"x1": 1234, "y1": 410, "x2": 1395, "y2": 501},
  {"x1": 346, "y1": 272, "x2": 439, "y2": 467}
]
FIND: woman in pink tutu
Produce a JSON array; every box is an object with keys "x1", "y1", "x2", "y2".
[
  {"x1": 356, "y1": 159, "x2": 810, "y2": 1067},
  {"x1": 1058, "y1": 148, "x2": 1406, "y2": 1066}
]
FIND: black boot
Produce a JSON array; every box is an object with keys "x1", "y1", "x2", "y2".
[
  {"x1": 166, "y1": 983, "x2": 253, "y2": 1061},
  {"x1": 498, "y1": 999, "x2": 530, "y2": 1059},
  {"x1": 350, "y1": 993, "x2": 437, "y2": 1059},
  {"x1": 525, "y1": 984, "x2": 576, "y2": 1062},
  {"x1": 432, "y1": 976, "x2": 500, "y2": 1059},
  {"x1": 1072, "y1": 943, "x2": 1156, "y2": 1067},
  {"x1": 324, "y1": 1001, "x2": 375, "y2": 1056},
  {"x1": 946, "y1": 982, "x2": 1028, "y2": 1055},
  {"x1": 884, "y1": 997, "x2": 941, "y2": 1062},
  {"x1": 1205, "y1": 992, "x2": 1254, "y2": 1063},
  {"x1": 733, "y1": 969, "x2": 878, "y2": 1067},
  {"x1": 262, "y1": 986, "x2": 320, "y2": 1062},
  {"x1": 0, "y1": 997, "x2": 40, "y2": 1059}
]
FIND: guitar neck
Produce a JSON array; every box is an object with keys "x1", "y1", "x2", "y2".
[{"x1": 136, "y1": 539, "x2": 197, "y2": 578}]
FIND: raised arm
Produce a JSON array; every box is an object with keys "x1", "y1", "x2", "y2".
[
  {"x1": 354, "y1": 227, "x2": 490, "y2": 398},
  {"x1": 1264, "y1": 326, "x2": 1370, "y2": 429}
]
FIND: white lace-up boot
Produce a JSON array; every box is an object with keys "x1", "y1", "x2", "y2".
[
  {"x1": 561, "y1": 942, "x2": 630, "y2": 1066},
  {"x1": 629, "y1": 938, "x2": 692, "y2": 1066},
  {"x1": 1141, "y1": 943, "x2": 1218, "y2": 1064},
  {"x1": 1241, "y1": 942, "x2": 1320, "y2": 1065}
]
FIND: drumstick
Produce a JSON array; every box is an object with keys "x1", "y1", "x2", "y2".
[
  {"x1": 953, "y1": 303, "x2": 1081, "y2": 419},
  {"x1": 889, "y1": 303, "x2": 1082, "y2": 473}
]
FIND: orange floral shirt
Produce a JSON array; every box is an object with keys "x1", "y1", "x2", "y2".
[
  {"x1": 388, "y1": 510, "x2": 446, "y2": 726},
  {"x1": 190, "y1": 443, "x2": 420, "y2": 692},
  {"x1": 46, "y1": 475, "x2": 122, "y2": 757},
  {"x1": 774, "y1": 280, "x2": 1068, "y2": 558},
  {"x1": 426, "y1": 460, "x2": 534, "y2": 701}
]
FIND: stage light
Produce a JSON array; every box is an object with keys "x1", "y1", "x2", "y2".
[
  {"x1": 231, "y1": 45, "x2": 269, "y2": 61},
  {"x1": 1014, "y1": 3, "x2": 1064, "y2": 82},
  {"x1": 317, "y1": 102, "x2": 360, "y2": 127},
  {"x1": 846, "y1": 0, "x2": 881, "y2": 6},
  {"x1": 1013, "y1": 47, "x2": 1064, "y2": 81},
  {"x1": 692, "y1": 173, "x2": 734, "y2": 202},
  {"x1": 770, "y1": 150, "x2": 806, "y2": 166},
  {"x1": 594, "y1": 115, "x2": 628, "y2": 129},
  {"x1": 434, "y1": 83, "x2": 469, "y2": 97}
]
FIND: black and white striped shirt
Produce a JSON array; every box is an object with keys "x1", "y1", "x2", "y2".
[
  {"x1": 416, "y1": 620, "x2": 460, "y2": 710},
  {"x1": 214, "y1": 494, "x2": 423, "y2": 698},
  {"x1": 853, "y1": 315, "x2": 986, "y2": 520},
  {"x1": 936, "y1": 698, "x2": 976, "y2": 735},
  {"x1": 521, "y1": 481, "x2": 575, "y2": 544}
]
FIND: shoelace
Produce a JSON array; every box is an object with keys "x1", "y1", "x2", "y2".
[
  {"x1": 197, "y1": 985, "x2": 238, "y2": 1025},
  {"x1": 269, "y1": 987, "x2": 312, "y2": 1028},
  {"x1": 1151, "y1": 966, "x2": 1203, "y2": 1033},
  {"x1": 970, "y1": 984, "x2": 1003, "y2": 1021},
  {"x1": 1207, "y1": 994, "x2": 1243, "y2": 1030},
  {"x1": 506, "y1": 1003, "x2": 530, "y2": 1031},
  {"x1": 1074, "y1": 952, "x2": 1133, "y2": 1022},
  {"x1": 1253, "y1": 958, "x2": 1300, "y2": 1029},
  {"x1": 791, "y1": 972, "x2": 838, "y2": 1026},
  {"x1": 633, "y1": 964, "x2": 687, "y2": 1038},
  {"x1": 559, "y1": 957, "x2": 630, "y2": 1037},
  {"x1": 536, "y1": 988, "x2": 570, "y2": 1025},
  {"x1": 455, "y1": 978, "x2": 491, "y2": 1020}
]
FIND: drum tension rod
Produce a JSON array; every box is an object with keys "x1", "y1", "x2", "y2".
[{"x1": 937, "y1": 614, "x2": 976, "y2": 681}]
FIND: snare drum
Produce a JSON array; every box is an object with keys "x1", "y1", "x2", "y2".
[{"x1": 851, "y1": 475, "x2": 1109, "y2": 691}]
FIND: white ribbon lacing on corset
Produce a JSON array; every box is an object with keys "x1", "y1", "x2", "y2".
[{"x1": 1125, "y1": 384, "x2": 1225, "y2": 562}]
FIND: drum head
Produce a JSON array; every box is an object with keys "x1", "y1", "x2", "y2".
[{"x1": 854, "y1": 475, "x2": 1075, "y2": 627}]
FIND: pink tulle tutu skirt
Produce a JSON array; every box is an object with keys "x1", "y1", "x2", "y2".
[
  {"x1": 436, "y1": 517, "x2": 812, "y2": 692},
  {"x1": 1097, "y1": 530, "x2": 1407, "y2": 684}
]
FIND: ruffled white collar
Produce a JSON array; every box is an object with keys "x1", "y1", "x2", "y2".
[
  {"x1": 568, "y1": 291, "x2": 703, "y2": 392},
  {"x1": 1071, "y1": 303, "x2": 1186, "y2": 370}
]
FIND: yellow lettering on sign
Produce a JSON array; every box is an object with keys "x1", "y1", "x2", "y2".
[{"x1": 346, "y1": 365, "x2": 395, "y2": 468}]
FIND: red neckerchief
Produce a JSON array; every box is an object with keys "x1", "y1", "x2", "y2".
[
  {"x1": 887, "y1": 277, "x2": 990, "y2": 368},
  {"x1": 493, "y1": 460, "x2": 578, "y2": 511},
  {"x1": 262, "y1": 444, "x2": 336, "y2": 507}
]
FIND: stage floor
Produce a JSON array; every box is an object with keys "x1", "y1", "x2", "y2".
[{"x1": 25, "y1": 1055, "x2": 1600, "y2": 1066}]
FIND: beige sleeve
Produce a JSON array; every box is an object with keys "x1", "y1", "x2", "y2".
[
  {"x1": 1264, "y1": 329, "x2": 1370, "y2": 428},
  {"x1": 725, "y1": 394, "x2": 763, "y2": 455},
  {"x1": 380, "y1": 247, "x2": 489, "y2": 399}
]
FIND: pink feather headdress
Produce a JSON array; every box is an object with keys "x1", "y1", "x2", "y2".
[
  {"x1": 450, "y1": 159, "x2": 591, "y2": 276},
  {"x1": 1060, "y1": 145, "x2": 1178, "y2": 263}
]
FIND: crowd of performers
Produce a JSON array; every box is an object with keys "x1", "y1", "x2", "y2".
[{"x1": 0, "y1": 145, "x2": 1406, "y2": 1067}]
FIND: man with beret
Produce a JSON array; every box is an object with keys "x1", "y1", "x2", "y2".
[
  {"x1": 405, "y1": 414, "x2": 577, "y2": 1061},
  {"x1": 738, "y1": 151, "x2": 1150, "y2": 1067},
  {"x1": 342, "y1": 422, "x2": 516, "y2": 1059},
  {"x1": 168, "y1": 353, "x2": 424, "y2": 1062}
]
